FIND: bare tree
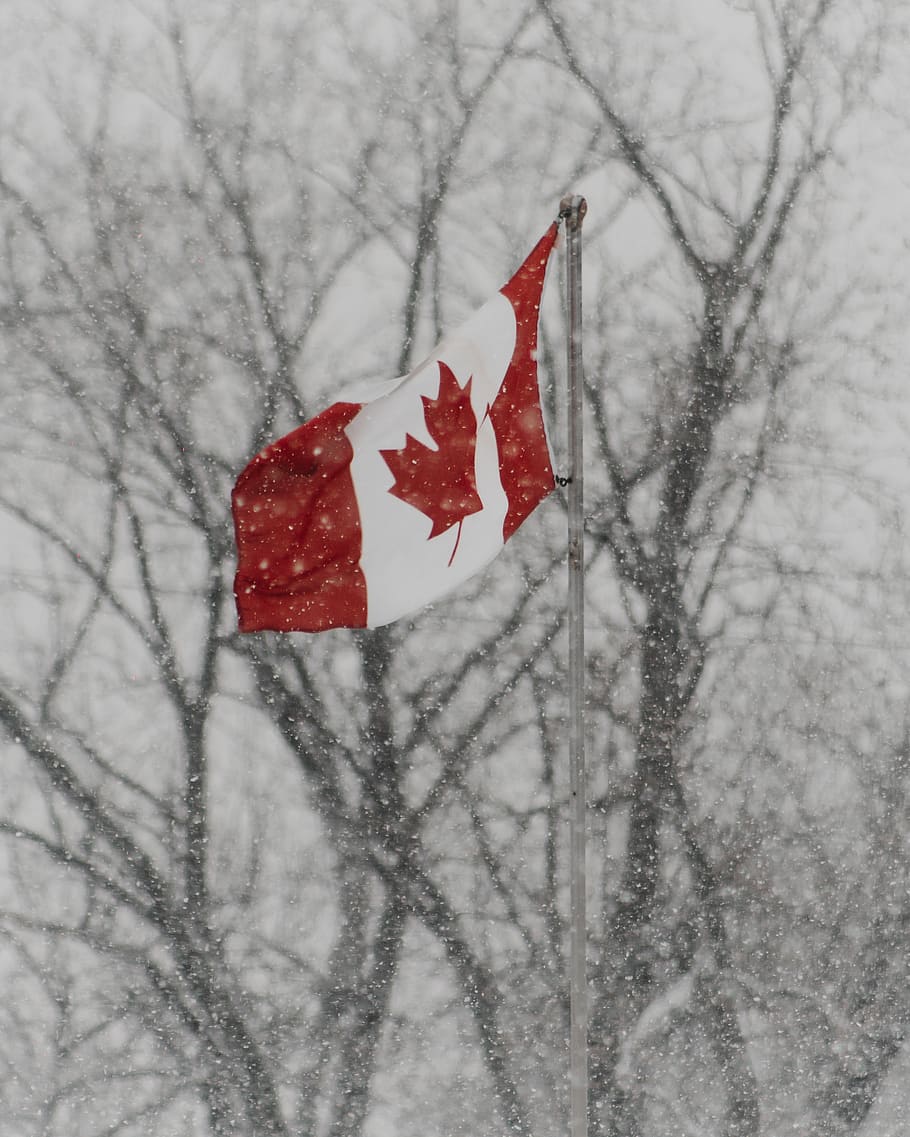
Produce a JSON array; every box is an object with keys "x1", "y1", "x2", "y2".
[
  {"x1": 2, "y1": 1, "x2": 909, "y2": 1136},
  {"x1": 0, "y1": 2, "x2": 562, "y2": 1134},
  {"x1": 530, "y1": 0, "x2": 909, "y2": 1134}
]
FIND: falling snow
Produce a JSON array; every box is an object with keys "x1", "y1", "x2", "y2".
[{"x1": 1, "y1": 1, "x2": 910, "y2": 1135}]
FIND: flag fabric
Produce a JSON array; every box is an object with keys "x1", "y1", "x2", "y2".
[{"x1": 232, "y1": 223, "x2": 558, "y2": 632}]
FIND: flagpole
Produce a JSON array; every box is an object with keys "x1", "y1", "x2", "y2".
[{"x1": 560, "y1": 192, "x2": 588, "y2": 1137}]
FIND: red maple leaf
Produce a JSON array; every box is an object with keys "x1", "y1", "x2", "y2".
[{"x1": 380, "y1": 361, "x2": 483, "y2": 561}]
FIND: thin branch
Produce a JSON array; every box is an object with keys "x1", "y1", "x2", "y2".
[{"x1": 536, "y1": 0, "x2": 708, "y2": 280}]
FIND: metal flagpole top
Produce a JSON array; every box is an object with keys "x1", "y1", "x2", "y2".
[{"x1": 559, "y1": 194, "x2": 588, "y2": 230}]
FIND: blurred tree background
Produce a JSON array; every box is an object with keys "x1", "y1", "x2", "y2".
[{"x1": 2, "y1": 1, "x2": 910, "y2": 1135}]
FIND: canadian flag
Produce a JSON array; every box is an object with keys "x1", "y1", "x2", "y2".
[{"x1": 232, "y1": 223, "x2": 558, "y2": 632}]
